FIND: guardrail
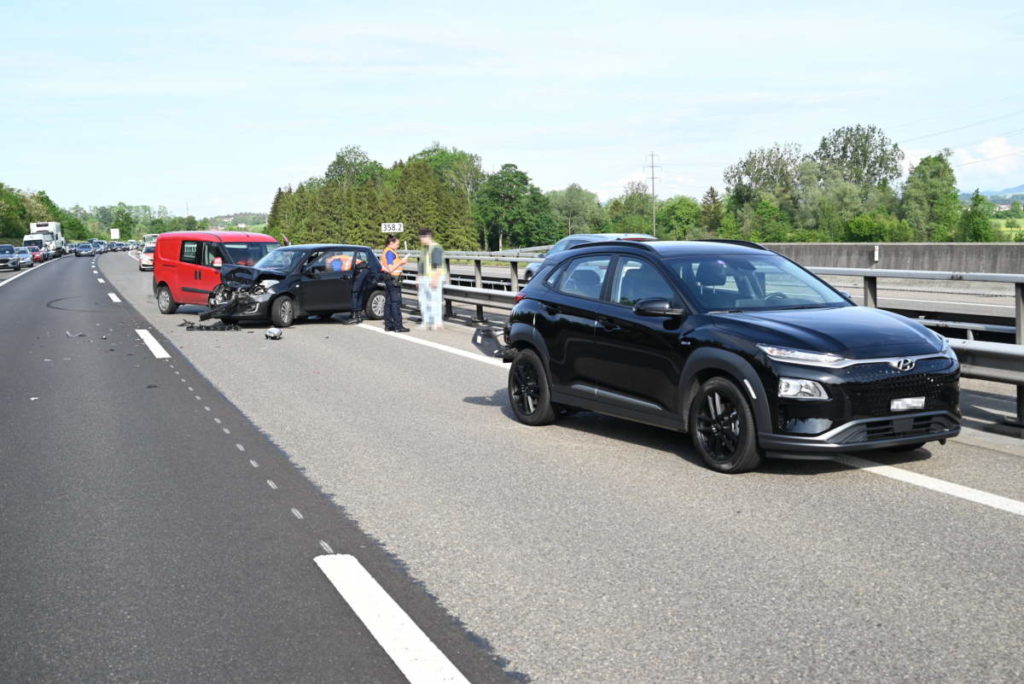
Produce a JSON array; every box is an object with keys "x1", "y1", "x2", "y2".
[{"x1": 397, "y1": 252, "x2": 1024, "y2": 427}]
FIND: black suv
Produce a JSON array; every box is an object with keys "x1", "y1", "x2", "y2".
[{"x1": 503, "y1": 240, "x2": 960, "y2": 473}]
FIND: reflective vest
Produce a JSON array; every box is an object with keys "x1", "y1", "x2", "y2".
[{"x1": 382, "y1": 246, "x2": 401, "y2": 275}]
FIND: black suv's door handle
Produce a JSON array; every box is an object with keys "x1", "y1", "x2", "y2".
[{"x1": 597, "y1": 316, "x2": 620, "y2": 332}]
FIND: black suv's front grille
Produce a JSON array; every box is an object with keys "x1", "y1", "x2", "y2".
[
  {"x1": 841, "y1": 358, "x2": 958, "y2": 419},
  {"x1": 832, "y1": 412, "x2": 959, "y2": 444}
]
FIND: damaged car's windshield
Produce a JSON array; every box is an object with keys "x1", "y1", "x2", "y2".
[{"x1": 253, "y1": 249, "x2": 305, "y2": 272}]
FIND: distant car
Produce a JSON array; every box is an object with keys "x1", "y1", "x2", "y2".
[
  {"x1": 74, "y1": 243, "x2": 95, "y2": 257},
  {"x1": 204, "y1": 244, "x2": 387, "y2": 327},
  {"x1": 138, "y1": 245, "x2": 155, "y2": 271},
  {"x1": 524, "y1": 233, "x2": 656, "y2": 282},
  {"x1": 0, "y1": 244, "x2": 21, "y2": 270},
  {"x1": 13, "y1": 247, "x2": 34, "y2": 268},
  {"x1": 27, "y1": 246, "x2": 45, "y2": 263}
]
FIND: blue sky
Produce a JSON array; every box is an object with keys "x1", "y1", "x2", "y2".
[{"x1": 2, "y1": 0, "x2": 1022, "y2": 217}]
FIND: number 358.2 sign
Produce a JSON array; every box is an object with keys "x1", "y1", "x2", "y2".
[{"x1": 380, "y1": 222, "x2": 404, "y2": 233}]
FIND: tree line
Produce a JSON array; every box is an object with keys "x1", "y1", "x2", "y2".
[
  {"x1": 3, "y1": 123, "x2": 1017, "y2": 248},
  {"x1": 268, "y1": 128, "x2": 1019, "y2": 250}
]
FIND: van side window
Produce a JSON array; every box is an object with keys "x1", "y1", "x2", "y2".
[
  {"x1": 181, "y1": 241, "x2": 199, "y2": 264},
  {"x1": 202, "y1": 243, "x2": 224, "y2": 267}
]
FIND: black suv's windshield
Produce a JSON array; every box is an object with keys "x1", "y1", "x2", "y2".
[
  {"x1": 254, "y1": 249, "x2": 305, "y2": 272},
  {"x1": 665, "y1": 253, "x2": 849, "y2": 312}
]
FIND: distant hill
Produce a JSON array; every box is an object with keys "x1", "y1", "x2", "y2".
[
  {"x1": 205, "y1": 212, "x2": 268, "y2": 229},
  {"x1": 959, "y1": 184, "x2": 1024, "y2": 202}
]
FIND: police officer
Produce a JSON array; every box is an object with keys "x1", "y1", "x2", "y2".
[{"x1": 380, "y1": 235, "x2": 409, "y2": 332}]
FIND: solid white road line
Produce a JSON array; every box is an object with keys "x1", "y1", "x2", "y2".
[
  {"x1": 135, "y1": 329, "x2": 171, "y2": 359},
  {"x1": 107, "y1": 292, "x2": 121, "y2": 303},
  {"x1": 356, "y1": 323, "x2": 505, "y2": 368},
  {"x1": 315, "y1": 554, "x2": 470, "y2": 684},
  {"x1": 833, "y1": 454, "x2": 1024, "y2": 517},
  {"x1": 0, "y1": 257, "x2": 62, "y2": 289},
  {"x1": 359, "y1": 322, "x2": 1024, "y2": 519}
]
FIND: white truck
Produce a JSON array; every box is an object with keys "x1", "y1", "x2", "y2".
[{"x1": 24, "y1": 222, "x2": 66, "y2": 256}]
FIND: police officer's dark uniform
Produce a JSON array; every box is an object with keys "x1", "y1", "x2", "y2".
[{"x1": 380, "y1": 237, "x2": 409, "y2": 332}]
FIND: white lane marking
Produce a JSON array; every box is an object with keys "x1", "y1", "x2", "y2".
[
  {"x1": 213, "y1": 417, "x2": 221, "y2": 424},
  {"x1": 834, "y1": 455, "x2": 1024, "y2": 517},
  {"x1": 236, "y1": 443, "x2": 245, "y2": 452},
  {"x1": 267, "y1": 479, "x2": 278, "y2": 490},
  {"x1": 223, "y1": 427, "x2": 231, "y2": 434},
  {"x1": 249, "y1": 459, "x2": 259, "y2": 468},
  {"x1": 319, "y1": 540, "x2": 334, "y2": 554},
  {"x1": 315, "y1": 554, "x2": 470, "y2": 684},
  {"x1": 107, "y1": 292, "x2": 121, "y2": 303},
  {"x1": 188, "y1": 386, "x2": 194, "y2": 392},
  {"x1": 291, "y1": 508, "x2": 303, "y2": 520},
  {"x1": 97, "y1": 278, "x2": 105, "y2": 284},
  {"x1": 204, "y1": 406, "x2": 210, "y2": 412},
  {"x1": 135, "y1": 329, "x2": 171, "y2": 359},
  {"x1": 194, "y1": 395, "x2": 200, "y2": 400},
  {"x1": 92, "y1": 270, "x2": 98, "y2": 274},
  {"x1": 356, "y1": 324, "x2": 504, "y2": 368}
]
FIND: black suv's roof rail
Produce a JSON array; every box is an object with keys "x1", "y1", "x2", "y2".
[
  {"x1": 695, "y1": 239, "x2": 767, "y2": 250},
  {"x1": 568, "y1": 240, "x2": 657, "y2": 252}
]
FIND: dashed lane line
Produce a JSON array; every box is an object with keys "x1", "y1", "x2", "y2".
[
  {"x1": 315, "y1": 554, "x2": 470, "y2": 684},
  {"x1": 135, "y1": 329, "x2": 171, "y2": 359},
  {"x1": 107, "y1": 292, "x2": 121, "y2": 303},
  {"x1": 291, "y1": 508, "x2": 303, "y2": 520},
  {"x1": 267, "y1": 480, "x2": 278, "y2": 490},
  {"x1": 97, "y1": 278, "x2": 105, "y2": 284}
]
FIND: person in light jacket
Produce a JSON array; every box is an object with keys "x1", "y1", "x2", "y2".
[{"x1": 417, "y1": 229, "x2": 446, "y2": 330}]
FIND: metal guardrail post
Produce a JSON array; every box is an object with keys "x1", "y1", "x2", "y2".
[
  {"x1": 510, "y1": 261, "x2": 519, "y2": 292},
  {"x1": 474, "y1": 258, "x2": 484, "y2": 321},
  {"x1": 1008, "y1": 282, "x2": 1024, "y2": 428},
  {"x1": 864, "y1": 275, "x2": 878, "y2": 307}
]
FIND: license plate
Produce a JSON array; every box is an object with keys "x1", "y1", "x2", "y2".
[{"x1": 891, "y1": 396, "x2": 925, "y2": 411}]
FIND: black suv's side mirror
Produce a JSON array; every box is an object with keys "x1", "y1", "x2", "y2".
[{"x1": 633, "y1": 298, "x2": 684, "y2": 317}]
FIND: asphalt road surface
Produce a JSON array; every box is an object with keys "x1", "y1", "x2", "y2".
[
  {"x1": 106, "y1": 252, "x2": 1024, "y2": 680},
  {"x1": 3, "y1": 251, "x2": 1024, "y2": 682},
  {"x1": 0, "y1": 253, "x2": 510, "y2": 683}
]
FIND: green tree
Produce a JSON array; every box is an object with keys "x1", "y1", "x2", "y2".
[
  {"x1": 474, "y1": 164, "x2": 558, "y2": 250},
  {"x1": 326, "y1": 145, "x2": 385, "y2": 187},
  {"x1": 607, "y1": 181, "x2": 653, "y2": 234},
  {"x1": 699, "y1": 186, "x2": 724, "y2": 233},
  {"x1": 900, "y1": 152, "x2": 960, "y2": 241},
  {"x1": 657, "y1": 195, "x2": 701, "y2": 240},
  {"x1": 958, "y1": 190, "x2": 995, "y2": 241},
  {"x1": 546, "y1": 183, "x2": 606, "y2": 236},
  {"x1": 723, "y1": 143, "x2": 801, "y2": 215},
  {"x1": 812, "y1": 124, "x2": 904, "y2": 191}
]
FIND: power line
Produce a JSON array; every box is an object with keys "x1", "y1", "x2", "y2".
[
  {"x1": 899, "y1": 109, "x2": 1024, "y2": 144},
  {"x1": 953, "y1": 148, "x2": 1024, "y2": 169}
]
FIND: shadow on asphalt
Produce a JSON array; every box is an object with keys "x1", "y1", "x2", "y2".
[{"x1": 464, "y1": 388, "x2": 935, "y2": 476}]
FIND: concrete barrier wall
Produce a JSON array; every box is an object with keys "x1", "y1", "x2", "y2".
[{"x1": 763, "y1": 243, "x2": 1024, "y2": 274}]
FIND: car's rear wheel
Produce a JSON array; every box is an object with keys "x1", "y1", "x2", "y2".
[
  {"x1": 271, "y1": 296, "x2": 295, "y2": 327},
  {"x1": 364, "y1": 289, "x2": 385, "y2": 320},
  {"x1": 690, "y1": 376, "x2": 762, "y2": 473},
  {"x1": 508, "y1": 348, "x2": 557, "y2": 426},
  {"x1": 156, "y1": 285, "x2": 178, "y2": 314}
]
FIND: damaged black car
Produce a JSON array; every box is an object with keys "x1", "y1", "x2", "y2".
[{"x1": 202, "y1": 244, "x2": 386, "y2": 327}]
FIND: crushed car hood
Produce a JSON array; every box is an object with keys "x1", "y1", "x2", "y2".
[{"x1": 219, "y1": 265, "x2": 287, "y2": 289}]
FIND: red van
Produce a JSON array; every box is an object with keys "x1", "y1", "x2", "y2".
[{"x1": 153, "y1": 231, "x2": 280, "y2": 314}]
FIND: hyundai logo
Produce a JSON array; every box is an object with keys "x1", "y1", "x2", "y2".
[{"x1": 890, "y1": 358, "x2": 916, "y2": 371}]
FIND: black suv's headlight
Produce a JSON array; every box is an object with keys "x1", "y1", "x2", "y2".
[
  {"x1": 777, "y1": 378, "x2": 829, "y2": 400},
  {"x1": 757, "y1": 344, "x2": 847, "y2": 368}
]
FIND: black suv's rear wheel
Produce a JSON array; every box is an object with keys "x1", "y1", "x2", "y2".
[
  {"x1": 508, "y1": 349, "x2": 557, "y2": 426},
  {"x1": 690, "y1": 376, "x2": 762, "y2": 473}
]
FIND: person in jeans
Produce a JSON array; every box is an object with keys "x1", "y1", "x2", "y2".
[
  {"x1": 380, "y1": 235, "x2": 409, "y2": 332},
  {"x1": 417, "y1": 229, "x2": 446, "y2": 330}
]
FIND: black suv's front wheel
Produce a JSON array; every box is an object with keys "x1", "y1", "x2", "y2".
[
  {"x1": 508, "y1": 349, "x2": 557, "y2": 426},
  {"x1": 690, "y1": 376, "x2": 762, "y2": 473}
]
